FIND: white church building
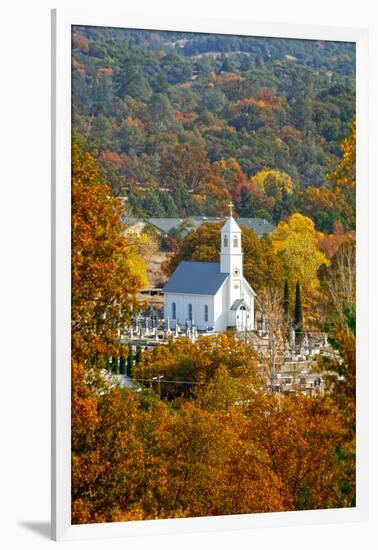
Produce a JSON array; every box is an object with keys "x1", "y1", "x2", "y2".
[{"x1": 163, "y1": 213, "x2": 256, "y2": 332}]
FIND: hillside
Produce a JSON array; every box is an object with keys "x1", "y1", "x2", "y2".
[{"x1": 72, "y1": 26, "x2": 355, "y2": 231}]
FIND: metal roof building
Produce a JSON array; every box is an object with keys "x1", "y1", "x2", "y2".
[
  {"x1": 162, "y1": 261, "x2": 228, "y2": 295},
  {"x1": 130, "y1": 216, "x2": 275, "y2": 238}
]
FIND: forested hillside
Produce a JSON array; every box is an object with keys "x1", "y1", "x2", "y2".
[
  {"x1": 72, "y1": 26, "x2": 355, "y2": 231},
  {"x1": 70, "y1": 29, "x2": 357, "y2": 523}
]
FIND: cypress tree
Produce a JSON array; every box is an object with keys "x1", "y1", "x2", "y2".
[
  {"x1": 119, "y1": 355, "x2": 126, "y2": 375},
  {"x1": 111, "y1": 356, "x2": 119, "y2": 374},
  {"x1": 237, "y1": 186, "x2": 254, "y2": 217},
  {"x1": 283, "y1": 279, "x2": 290, "y2": 318},
  {"x1": 135, "y1": 345, "x2": 142, "y2": 365},
  {"x1": 127, "y1": 344, "x2": 134, "y2": 377},
  {"x1": 294, "y1": 281, "x2": 303, "y2": 343}
]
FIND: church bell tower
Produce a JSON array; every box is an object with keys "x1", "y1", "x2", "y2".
[{"x1": 220, "y1": 203, "x2": 243, "y2": 276}]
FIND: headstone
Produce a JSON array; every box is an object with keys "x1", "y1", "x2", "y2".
[{"x1": 290, "y1": 328, "x2": 296, "y2": 347}]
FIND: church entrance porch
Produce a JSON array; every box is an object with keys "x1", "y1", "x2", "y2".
[{"x1": 229, "y1": 299, "x2": 253, "y2": 332}]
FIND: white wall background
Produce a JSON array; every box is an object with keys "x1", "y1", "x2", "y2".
[{"x1": 0, "y1": 0, "x2": 376, "y2": 548}]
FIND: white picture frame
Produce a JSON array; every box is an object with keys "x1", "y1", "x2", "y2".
[{"x1": 51, "y1": 8, "x2": 369, "y2": 541}]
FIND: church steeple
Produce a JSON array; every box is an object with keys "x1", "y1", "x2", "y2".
[{"x1": 220, "y1": 205, "x2": 243, "y2": 276}]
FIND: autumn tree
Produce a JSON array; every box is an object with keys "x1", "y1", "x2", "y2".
[
  {"x1": 195, "y1": 174, "x2": 232, "y2": 216},
  {"x1": 297, "y1": 186, "x2": 353, "y2": 232},
  {"x1": 316, "y1": 222, "x2": 355, "y2": 261},
  {"x1": 252, "y1": 168, "x2": 294, "y2": 194},
  {"x1": 318, "y1": 308, "x2": 356, "y2": 507},
  {"x1": 71, "y1": 142, "x2": 148, "y2": 363},
  {"x1": 213, "y1": 157, "x2": 252, "y2": 202},
  {"x1": 271, "y1": 213, "x2": 329, "y2": 319},
  {"x1": 245, "y1": 393, "x2": 346, "y2": 510},
  {"x1": 250, "y1": 168, "x2": 295, "y2": 223},
  {"x1": 155, "y1": 402, "x2": 284, "y2": 517},
  {"x1": 327, "y1": 117, "x2": 356, "y2": 228},
  {"x1": 133, "y1": 332, "x2": 259, "y2": 398},
  {"x1": 256, "y1": 288, "x2": 289, "y2": 390},
  {"x1": 325, "y1": 240, "x2": 356, "y2": 327},
  {"x1": 72, "y1": 360, "x2": 172, "y2": 523},
  {"x1": 159, "y1": 144, "x2": 211, "y2": 192},
  {"x1": 328, "y1": 116, "x2": 356, "y2": 189}
]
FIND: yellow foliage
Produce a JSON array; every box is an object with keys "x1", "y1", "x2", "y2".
[
  {"x1": 271, "y1": 213, "x2": 330, "y2": 294},
  {"x1": 328, "y1": 117, "x2": 356, "y2": 189},
  {"x1": 124, "y1": 116, "x2": 144, "y2": 130},
  {"x1": 251, "y1": 168, "x2": 294, "y2": 193}
]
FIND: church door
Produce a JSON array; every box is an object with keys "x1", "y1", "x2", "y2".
[{"x1": 237, "y1": 305, "x2": 248, "y2": 332}]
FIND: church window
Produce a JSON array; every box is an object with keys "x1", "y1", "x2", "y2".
[
  {"x1": 188, "y1": 303, "x2": 193, "y2": 321},
  {"x1": 223, "y1": 235, "x2": 228, "y2": 247},
  {"x1": 204, "y1": 304, "x2": 208, "y2": 322},
  {"x1": 233, "y1": 236, "x2": 238, "y2": 247},
  {"x1": 172, "y1": 302, "x2": 176, "y2": 320}
]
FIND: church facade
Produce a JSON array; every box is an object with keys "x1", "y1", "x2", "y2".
[{"x1": 163, "y1": 215, "x2": 256, "y2": 332}]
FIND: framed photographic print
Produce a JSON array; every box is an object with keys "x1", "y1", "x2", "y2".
[{"x1": 52, "y1": 8, "x2": 369, "y2": 541}]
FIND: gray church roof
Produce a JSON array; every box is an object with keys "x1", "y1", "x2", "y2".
[
  {"x1": 237, "y1": 217, "x2": 276, "y2": 235},
  {"x1": 163, "y1": 261, "x2": 228, "y2": 295},
  {"x1": 125, "y1": 216, "x2": 275, "y2": 238}
]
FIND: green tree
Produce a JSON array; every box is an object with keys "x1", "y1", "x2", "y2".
[
  {"x1": 283, "y1": 279, "x2": 290, "y2": 319},
  {"x1": 127, "y1": 344, "x2": 134, "y2": 377},
  {"x1": 237, "y1": 186, "x2": 254, "y2": 217},
  {"x1": 116, "y1": 62, "x2": 152, "y2": 102},
  {"x1": 119, "y1": 355, "x2": 127, "y2": 375},
  {"x1": 294, "y1": 281, "x2": 303, "y2": 343},
  {"x1": 135, "y1": 345, "x2": 142, "y2": 365},
  {"x1": 111, "y1": 356, "x2": 119, "y2": 374}
]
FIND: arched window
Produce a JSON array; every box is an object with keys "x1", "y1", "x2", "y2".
[
  {"x1": 223, "y1": 235, "x2": 228, "y2": 247},
  {"x1": 204, "y1": 304, "x2": 208, "y2": 323},
  {"x1": 172, "y1": 302, "x2": 176, "y2": 320},
  {"x1": 188, "y1": 303, "x2": 193, "y2": 321},
  {"x1": 233, "y1": 236, "x2": 238, "y2": 248}
]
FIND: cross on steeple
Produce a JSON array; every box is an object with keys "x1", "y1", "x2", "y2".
[{"x1": 228, "y1": 201, "x2": 233, "y2": 217}]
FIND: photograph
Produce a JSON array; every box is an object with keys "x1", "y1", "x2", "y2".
[{"x1": 70, "y1": 24, "x2": 356, "y2": 525}]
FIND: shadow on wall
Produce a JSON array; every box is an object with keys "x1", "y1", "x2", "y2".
[{"x1": 19, "y1": 521, "x2": 51, "y2": 540}]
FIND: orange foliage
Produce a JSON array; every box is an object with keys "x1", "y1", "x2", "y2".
[
  {"x1": 96, "y1": 67, "x2": 114, "y2": 80},
  {"x1": 72, "y1": 33, "x2": 89, "y2": 53},
  {"x1": 231, "y1": 88, "x2": 284, "y2": 115},
  {"x1": 72, "y1": 58, "x2": 86, "y2": 74},
  {"x1": 317, "y1": 224, "x2": 355, "y2": 259},
  {"x1": 213, "y1": 157, "x2": 252, "y2": 201},
  {"x1": 246, "y1": 393, "x2": 345, "y2": 509},
  {"x1": 99, "y1": 149, "x2": 128, "y2": 169},
  {"x1": 72, "y1": 142, "x2": 145, "y2": 362}
]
